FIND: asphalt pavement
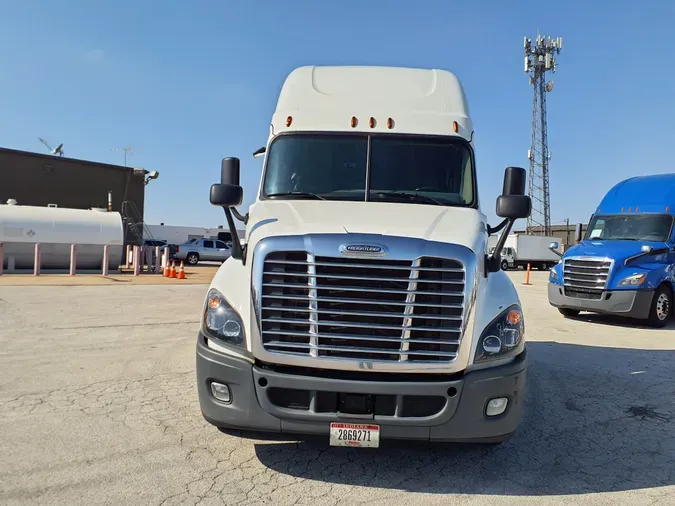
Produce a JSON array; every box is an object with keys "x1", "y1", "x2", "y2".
[{"x1": 1, "y1": 271, "x2": 673, "y2": 505}]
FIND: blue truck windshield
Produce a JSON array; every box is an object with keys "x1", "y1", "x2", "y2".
[
  {"x1": 585, "y1": 214, "x2": 674, "y2": 242},
  {"x1": 261, "y1": 133, "x2": 475, "y2": 207}
]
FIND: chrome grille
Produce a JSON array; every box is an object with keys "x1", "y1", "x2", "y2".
[
  {"x1": 260, "y1": 252, "x2": 465, "y2": 363},
  {"x1": 563, "y1": 257, "x2": 612, "y2": 294}
]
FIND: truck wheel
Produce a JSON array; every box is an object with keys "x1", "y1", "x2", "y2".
[
  {"x1": 646, "y1": 285, "x2": 672, "y2": 328},
  {"x1": 186, "y1": 252, "x2": 200, "y2": 265},
  {"x1": 500, "y1": 260, "x2": 509, "y2": 271},
  {"x1": 558, "y1": 308, "x2": 580, "y2": 318}
]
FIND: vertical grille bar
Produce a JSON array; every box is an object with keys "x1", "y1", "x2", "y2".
[
  {"x1": 307, "y1": 253, "x2": 319, "y2": 358},
  {"x1": 399, "y1": 258, "x2": 421, "y2": 362}
]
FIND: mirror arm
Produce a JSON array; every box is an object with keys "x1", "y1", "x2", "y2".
[
  {"x1": 222, "y1": 206, "x2": 246, "y2": 264},
  {"x1": 549, "y1": 245, "x2": 563, "y2": 258},
  {"x1": 485, "y1": 219, "x2": 516, "y2": 275},
  {"x1": 231, "y1": 207, "x2": 249, "y2": 224},
  {"x1": 487, "y1": 218, "x2": 509, "y2": 236}
]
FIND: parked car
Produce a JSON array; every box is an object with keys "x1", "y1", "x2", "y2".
[{"x1": 173, "y1": 238, "x2": 231, "y2": 265}]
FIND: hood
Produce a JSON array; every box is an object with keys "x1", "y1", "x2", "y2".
[
  {"x1": 564, "y1": 240, "x2": 668, "y2": 265},
  {"x1": 245, "y1": 200, "x2": 487, "y2": 253}
]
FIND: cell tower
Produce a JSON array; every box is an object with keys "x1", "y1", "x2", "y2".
[{"x1": 524, "y1": 33, "x2": 562, "y2": 235}]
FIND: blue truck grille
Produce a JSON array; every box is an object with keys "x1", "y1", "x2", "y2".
[
  {"x1": 563, "y1": 257, "x2": 611, "y2": 296},
  {"x1": 260, "y1": 252, "x2": 466, "y2": 363}
]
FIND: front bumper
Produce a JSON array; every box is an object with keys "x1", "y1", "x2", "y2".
[
  {"x1": 196, "y1": 334, "x2": 527, "y2": 442},
  {"x1": 547, "y1": 283, "x2": 654, "y2": 319}
]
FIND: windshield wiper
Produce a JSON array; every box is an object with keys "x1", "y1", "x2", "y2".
[
  {"x1": 266, "y1": 192, "x2": 326, "y2": 200},
  {"x1": 372, "y1": 191, "x2": 444, "y2": 206}
]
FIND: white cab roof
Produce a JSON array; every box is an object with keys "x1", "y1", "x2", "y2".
[{"x1": 271, "y1": 65, "x2": 473, "y2": 140}]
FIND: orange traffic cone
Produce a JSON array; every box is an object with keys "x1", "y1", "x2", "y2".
[
  {"x1": 177, "y1": 261, "x2": 186, "y2": 280},
  {"x1": 163, "y1": 261, "x2": 170, "y2": 277},
  {"x1": 169, "y1": 261, "x2": 177, "y2": 279}
]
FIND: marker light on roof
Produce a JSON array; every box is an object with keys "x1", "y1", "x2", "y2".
[
  {"x1": 286, "y1": 116, "x2": 293, "y2": 127},
  {"x1": 387, "y1": 118, "x2": 394, "y2": 129},
  {"x1": 453, "y1": 121, "x2": 459, "y2": 133},
  {"x1": 351, "y1": 116, "x2": 358, "y2": 128},
  {"x1": 369, "y1": 117, "x2": 376, "y2": 128}
]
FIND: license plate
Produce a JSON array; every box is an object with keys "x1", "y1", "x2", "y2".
[{"x1": 329, "y1": 422, "x2": 380, "y2": 448}]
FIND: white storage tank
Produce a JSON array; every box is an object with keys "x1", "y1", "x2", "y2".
[{"x1": 0, "y1": 202, "x2": 124, "y2": 270}]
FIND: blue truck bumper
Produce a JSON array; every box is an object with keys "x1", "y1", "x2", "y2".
[{"x1": 548, "y1": 283, "x2": 653, "y2": 319}]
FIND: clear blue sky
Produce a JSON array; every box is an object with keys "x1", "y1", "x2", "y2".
[{"x1": 1, "y1": 1, "x2": 674, "y2": 230}]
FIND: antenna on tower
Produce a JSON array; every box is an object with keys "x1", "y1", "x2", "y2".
[
  {"x1": 111, "y1": 146, "x2": 139, "y2": 167},
  {"x1": 523, "y1": 33, "x2": 562, "y2": 236}
]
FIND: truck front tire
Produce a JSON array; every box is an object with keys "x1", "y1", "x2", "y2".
[
  {"x1": 646, "y1": 285, "x2": 672, "y2": 328},
  {"x1": 500, "y1": 260, "x2": 509, "y2": 271}
]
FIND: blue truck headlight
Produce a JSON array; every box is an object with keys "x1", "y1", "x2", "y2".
[
  {"x1": 474, "y1": 305, "x2": 525, "y2": 363},
  {"x1": 549, "y1": 268, "x2": 558, "y2": 282},
  {"x1": 618, "y1": 273, "x2": 646, "y2": 287},
  {"x1": 202, "y1": 288, "x2": 245, "y2": 346}
]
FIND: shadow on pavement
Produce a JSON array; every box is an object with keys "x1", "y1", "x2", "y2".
[
  {"x1": 566, "y1": 312, "x2": 675, "y2": 331},
  {"x1": 250, "y1": 342, "x2": 675, "y2": 496}
]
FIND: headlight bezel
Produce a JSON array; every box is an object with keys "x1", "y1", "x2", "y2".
[
  {"x1": 202, "y1": 288, "x2": 246, "y2": 347},
  {"x1": 474, "y1": 304, "x2": 525, "y2": 364},
  {"x1": 618, "y1": 272, "x2": 647, "y2": 287}
]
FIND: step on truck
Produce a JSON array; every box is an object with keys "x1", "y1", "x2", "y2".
[
  {"x1": 549, "y1": 174, "x2": 675, "y2": 327},
  {"x1": 196, "y1": 65, "x2": 531, "y2": 447}
]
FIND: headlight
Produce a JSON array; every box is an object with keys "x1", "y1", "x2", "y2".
[
  {"x1": 474, "y1": 305, "x2": 525, "y2": 363},
  {"x1": 202, "y1": 288, "x2": 245, "y2": 346},
  {"x1": 618, "y1": 273, "x2": 646, "y2": 286},
  {"x1": 549, "y1": 268, "x2": 558, "y2": 282}
]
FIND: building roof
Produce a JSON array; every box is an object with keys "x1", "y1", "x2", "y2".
[{"x1": 0, "y1": 146, "x2": 144, "y2": 173}]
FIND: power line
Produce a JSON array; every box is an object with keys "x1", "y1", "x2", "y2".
[{"x1": 524, "y1": 33, "x2": 562, "y2": 236}]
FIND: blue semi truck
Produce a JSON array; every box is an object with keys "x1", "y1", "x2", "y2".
[{"x1": 548, "y1": 174, "x2": 675, "y2": 327}]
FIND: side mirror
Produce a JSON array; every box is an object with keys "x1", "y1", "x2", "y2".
[
  {"x1": 221, "y1": 157, "x2": 240, "y2": 186},
  {"x1": 502, "y1": 166, "x2": 527, "y2": 196},
  {"x1": 253, "y1": 146, "x2": 266, "y2": 159},
  {"x1": 212, "y1": 157, "x2": 245, "y2": 262},
  {"x1": 496, "y1": 195, "x2": 531, "y2": 220},
  {"x1": 210, "y1": 184, "x2": 243, "y2": 207},
  {"x1": 496, "y1": 166, "x2": 531, "y2": 219},
  {"x1": 486, "y1": 166, "x2": 531, "y2": 274},
  {"x1": 575, "y1": 223, "x2": 583, "y2": 243},
  {"x1": 549, "y1": 241, "x2": 563, "y2": 258}
]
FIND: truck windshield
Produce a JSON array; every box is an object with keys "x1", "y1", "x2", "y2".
[
  {"x1": 261, "y1": 133, "x2": 474, "y2": 207},
  {"x1": 585, "y1": 214, "x2": 674, "y2": 242}
]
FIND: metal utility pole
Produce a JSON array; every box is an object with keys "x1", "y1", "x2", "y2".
[
  {"x1": 111, "y1": 147, "x2": 139, "y2": 166},
  {"x1": 524, "y1": 33, "x2": 562, "y2": 236}
]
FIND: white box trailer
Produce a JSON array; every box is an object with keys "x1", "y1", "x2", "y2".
[{"x1": 492, "y1": 233, "x2": 562, "y2": 271}]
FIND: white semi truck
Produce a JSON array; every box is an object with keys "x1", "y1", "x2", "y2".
[{"x1": 196, "y1": 65, "x2": 531, "y2": 447}]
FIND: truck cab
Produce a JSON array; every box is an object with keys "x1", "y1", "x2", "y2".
[
  {"x1": 196, "y1": 65, "x2": 531, "y2": 446},
  {"x1": 548, "y1": 174, "x2": 675, "y2": 327}
]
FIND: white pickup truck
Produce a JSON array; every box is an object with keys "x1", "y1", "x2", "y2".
[{"x1": 195, "y1": 65, "x2": 531, "y2": 447}]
